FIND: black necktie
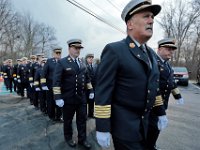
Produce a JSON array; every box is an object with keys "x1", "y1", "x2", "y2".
[
  {"x1": 74, "y1": 59, "x2": 79, "y2": 72},
  {"x1": 140, "y1": 45, "x2": 152, "y2": 69},
  {"x1": 90, "y1": 64, "x2": 93, "y2": 71},
  {"x1": 164, "y1": 61, "x2": 170, "y2": 73}
]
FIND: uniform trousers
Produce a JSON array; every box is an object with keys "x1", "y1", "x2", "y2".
[
  {"x1": 32, "y1": 90, "x2": 39, "y2": 108},
  {"x1": 7, "y1": 78, "x2": 13, "y2": 92},
  {"x1": 63, "y1": 103, "x2": 87, "y2": 142},
  {"x1": 20, "y1": 81, "x2": 29, "y2": 97},
  {"x1": 39, "y1": 90, "x2": 47, "y2": 113},
  {"x1": 86, "y1": 91, "x2": 94, "y2": 117},
  {"x1": 4, "y1": 78, "x2": 9, "y2": 90},
  {"x1": 46, "y1": 89, "x2": 62, "y2": 120},
  {"x1": 13, "y1": 79, "x2": 17, "y2": 92},
  {"x1": 113, "y1": 136, "x2": 146, "y2": 150},
  {"x1": 146, "y1": 112, "x2": 160, "y2": 150}
]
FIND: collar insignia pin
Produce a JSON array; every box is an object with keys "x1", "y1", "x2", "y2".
[{"x1": 129, "y1": 43, "x2": 135, "y2": 48}]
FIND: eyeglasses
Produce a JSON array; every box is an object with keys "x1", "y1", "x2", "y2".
[{"x1": 56, "y1": 52, "x2": 61, "y2": 54}]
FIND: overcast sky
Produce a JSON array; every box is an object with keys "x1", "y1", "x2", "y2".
[{"x1": 10, "y1": 0, "x2": 165, "y2": 58}]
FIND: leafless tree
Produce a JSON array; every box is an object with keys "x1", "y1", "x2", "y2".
[
  {"x1": 17, "y1": 13, "x2": 57, "y2": 58},
  {"x1": 0, "y1": 0, "x2": 58, "y2": 62},
  {"x1": 33, "y1": 23, "x2": 57, "y2": 56},
  {"x1": 158, "y1": 0, "x2": 200, "y2": 65}
]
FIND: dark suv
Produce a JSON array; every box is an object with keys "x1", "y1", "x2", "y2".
[{"x1": 172, "y1": 67, "x2": 189, "y2": 86}]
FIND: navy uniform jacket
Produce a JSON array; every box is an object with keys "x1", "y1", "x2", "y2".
[
  {"x1": 13, "y1": 64, "x2": 19, "y2": 79},
  {"x1": 2, "y1": 65, "x2": 7, "y2": 78},
  {"x1": 41, "y1": 58, "x2": 57, "y2": 89},
  {"x1": 29, "y1": 62, "x2": 39, "y2": 84},
  {"x1": 4, "y1": 65, "x2": 13, "y2": 79},
  {"x1": 157, "y1": 56, "x2": 182, "y2": 109},
  {"x1": 17, "y1": 64, "x2": 29, "y2": 83},
  {"x1": 95, "y1": 36, "x2": 165, "y2": 142},
  {"x1": 86, "y1": 63, "x2": 97, "y2": 88},
  {"x1": 34, "y1": 65, "x2": 43, "y2": 89},
  {"x1": 53, "y1": 56, "x2": 93, "y2": 104}
]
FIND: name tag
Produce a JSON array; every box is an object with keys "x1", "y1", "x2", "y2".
[{"x1": 66, "y1": 68, "x2": 72, "y2": 71}]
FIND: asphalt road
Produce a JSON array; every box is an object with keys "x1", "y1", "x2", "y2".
[
  {"x1": 0, "y1": 81, "x2": 200, "y2": 150},
  {"x1": 157, "y1": 83, "x2": 200, "y2": 150}
]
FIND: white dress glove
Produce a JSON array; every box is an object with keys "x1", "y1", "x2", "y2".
[
  {"x1": 35, "y1": 87, "x2": 40, "y2": 91},
  {"x1": 42, "y1": 86, "x2": 49, "y2": 91},
  {"x1": 17, "y1": 79, "x2": 21, "y2": 83},
  {"x1": 14, "y1": 78, "x2": 17, "y2": 81},
  {"x1": 30, "y1": 83, "x2": 33, "y2": 87},
  {"x1": 96, "y1": 131, "x2": 110, "y2": 148},
  {"x1": 176, "y1": 98, "x2": 184, "y2": 104},
  {"x1": 157, "y1": 115, "x2": 168, "y2": 131},
  {"x1": 55, "y1": 99, "x2": 64, "y2": 107},
  {"x1": 89, "y1": 93, "x2": 94, "y2": 99}
]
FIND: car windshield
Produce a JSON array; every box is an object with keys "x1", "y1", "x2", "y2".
[{"x1": 173, "y1": 67, "x2": 187, "y2": 72}]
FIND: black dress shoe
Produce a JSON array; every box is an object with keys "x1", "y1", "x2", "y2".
[
  {"x1": 67, "y1": 139, "x2": 76, "y2": 147},
  {"x1": 78, "y1": 140, "x2": 91, "y2": 149}
]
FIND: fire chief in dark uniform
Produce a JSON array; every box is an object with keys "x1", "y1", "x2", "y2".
[
  {"x1": 147, "y1": 38, "x2": 184, "y2": 150},
  {"x1": 40, "y1": 48, "x2": 62, "y2": 121},
  {"x1": 95, "y1": 0, "x2": 167, "y2": 149},
  {"x1": 53, "y1": 39, "x2": 93, "y2": 149}
]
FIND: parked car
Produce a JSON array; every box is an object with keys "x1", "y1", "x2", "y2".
[{"x1": 172, "y1": 67, "x2": 189, "y2": 86}]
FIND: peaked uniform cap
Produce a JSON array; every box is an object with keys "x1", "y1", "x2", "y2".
[
  {"x1": 36, "y1": 53, "x2": 45, "y2": 57},
  {"x1": 121, "y1": 0, "x2": 161, "y2": 22},
  {"x1": 7, "y1": 59, "x2": 12, "y2": 62},
  {"x1": 86, "y1": 53, "x2": 94, "y2": 58},
  {"x1": 21, "y1": 57, "x2": 28, "y2": 61},
  {"x1": 158, "y1": 38, "x2": 177, "y2": 49},
  {"x1": 67, "y1": 39, "x2": 84, "y2": 48},
  {"x1": 17, "y1": 59, "x2": 22, "y2": 62},
  {"x1": 53, "y1": 47, "x2": 62, "y2": 52},
  {"x1": 30, "y1": 55, "x2": 37, "y2": 59}
]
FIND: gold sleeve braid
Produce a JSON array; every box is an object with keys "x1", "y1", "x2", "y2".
[
  {"x1": 87, "y1": 83, "x2": 93, "y2": 89},
  {"x1": 94, "y1": 105, "x2": 111, "y2": 118},
  {"x1": 53, "y1": 87, "x2": 61, "y2": 95},
  {"x1": 34, "y1": 81, "x2": 39, "y2": 86},
  {"x1": 172, "y1": 88, "x2": 180, "y2": 96},
  {"x1": 29, "y1": 77, "x2": 33, "y2": 81},
  {"x1": 40, "y1": 78, "x2": 46, "y2": 83},
  {"x1": 153, "y1": 95, "x2": 164, "y2": 107}
]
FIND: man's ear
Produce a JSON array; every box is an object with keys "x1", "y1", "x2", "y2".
[{"x1": 127, "y1": 19, "x2": 134, "y2": 30}]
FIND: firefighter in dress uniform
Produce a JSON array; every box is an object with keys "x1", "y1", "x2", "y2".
[
  {"x1": 147, "y1": 38, "x2": 184, "y2": 150},
  {"x1": 17, "y1": 57, "x2": 29, "y2": 98},
  {"x1": 95, "y1": 0, "x2": 168, "y2": 149},
  {"x1": 53, "y1": 39, "x2": 94, "y2": 149},
  {"x1": 34, "y1": 57, "x2": 48, "y2": 114},
  {"x1": 2, "y1": 60, "x2": 9, "y2": 90},
  {"x1": 13, "y1": 59, "x2": 22, "y2": 93},
  {"x1": 30, "y1": 54, "x2": 44, "y2": 108},
  {"x1": 85, "y1": 53, "x2": 97, "y2": 118},
  {"x1": 40, "y1": 48, "x2": 62, "y2": 121},
  {"x1": 4, "y1": 59, "x2": 14, "y2": 93},
  {"x1": 28, "y1": 55, "x2": 38, "y2": 105}
]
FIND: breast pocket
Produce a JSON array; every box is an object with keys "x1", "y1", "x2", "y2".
[{"x1": 64, "y1": 68, "x2": 75, "y2": 75}]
